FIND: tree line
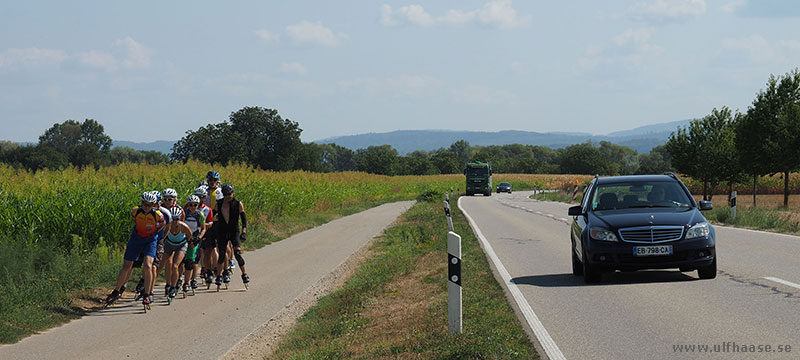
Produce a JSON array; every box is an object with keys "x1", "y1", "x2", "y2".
[{"x1": 665, "y1": 68, "x2": 800, "y2": 207}]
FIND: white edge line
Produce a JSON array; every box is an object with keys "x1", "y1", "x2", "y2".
[
  {"x1": 763, "y1": 277, "x2": 800, "y2": 290},
  {"x1": 458, "y1": 197, "x2": 567, "y2": 360}
]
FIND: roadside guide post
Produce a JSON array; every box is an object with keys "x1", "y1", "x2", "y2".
[
  {"x1": 730, "y1": 190, "x2": 737, "y2": 219},
  {"x1": 443, "y1": 195, "x2": 461, "y2": 334},
  {"x1": 443, "y1": 198, "x2": 454, "y2": 232},
  {"x1": 447, "y1": 231, "x2": 462, "y2": 334}
]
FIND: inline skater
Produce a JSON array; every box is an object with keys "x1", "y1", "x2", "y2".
[
  {"x1": 182, "y1": 195, "x2": 206, "y2": 294},
  {"x1": 162, "y1": 206, "x2": 192, "y2": 303},
  {"x1": 215, "y1": 184, "x2": 250, "y2": 290},
  {"x1": 118, "y1": 190, "x2": 171, "y2": 303},
  {"x1": 196, "y1": 186, "x2": 219, "y2": 288},
  {"x1": 157, "y1": 188, "x2": 179, "y2": 295},
  {"x1": 105, "y1": 192, "x2": 165, "y2": 309}
]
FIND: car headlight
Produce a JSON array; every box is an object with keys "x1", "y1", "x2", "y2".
[
  {"x1": 686, "y1": 222, "x2": 710, "y2": 239},
  {"x1": 590, "y1": 227, "x2": 618, "y2": 242}
]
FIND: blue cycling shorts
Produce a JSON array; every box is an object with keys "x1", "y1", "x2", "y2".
[{"x1": 124, "y1": 233, "x2": 158, "y2": 262}]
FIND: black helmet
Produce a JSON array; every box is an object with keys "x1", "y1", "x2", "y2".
[{"x1": 222, "y1": 183, "x2": 234, "y2": 195}]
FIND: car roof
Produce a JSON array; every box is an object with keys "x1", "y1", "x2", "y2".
[{"x1": 595, "y1": 174, "x2": 677, "y2": 185}]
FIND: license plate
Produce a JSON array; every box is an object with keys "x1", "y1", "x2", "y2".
[{"x1": 633, "y1": 245, "x2": 673, "y2": 256}]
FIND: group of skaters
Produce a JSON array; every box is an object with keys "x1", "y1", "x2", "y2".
[{"x1": 104, "y1": 170, "x2": 251, "y2": 310}]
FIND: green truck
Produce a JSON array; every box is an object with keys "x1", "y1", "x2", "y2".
[{"x1": 464, "y1": 161, "x2": 492, "y2": 196}]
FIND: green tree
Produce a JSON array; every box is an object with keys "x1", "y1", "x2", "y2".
[
  {"x1": 354, "y1": 145, "x2": 398, "y2": 175},
  {"x1": 430, "y1": 150, "x2": 461, "y2": 174},
  {"x1": 558, "y1": 142, "x2": 615, "y2": 175},
  {"x1": 667, "y1": 107, "x2": 740, "y2": 200},
  {"x1": 229, "y1": 106, "x2": 303, "y2": 171},
  {"x1": 449, "y1": 140, "x2": 471, "y2": 165},
  {"x1": 171, "y1": 122, "x2": 247, "y2": 165},
  {"x1": 38, "y1": 119, "x2": 112, "y2": 167},
  {"x1": 736, "y1": 69, "x2": 800, "y2": 207},
  {"x1": 598, "y1": 141, "x2": 638, "y2": 175},
  {"x1": 636, "y1": 144, "x2": 672, "y2": 175}
]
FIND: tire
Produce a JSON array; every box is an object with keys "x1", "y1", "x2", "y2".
[
  {"x1": 485, "y1": 192, "x2": 491, "y2": 196},
  {"x1": 697, "y1": 257, "x2": 717, "y2": 279},
  {"x1": 583, "y1": 249, "x2": 601, "y2": 283},
  {"x1": 572, "y1": 247, "x2": 583, "y2": 276},
  {"x1": 467, "y1": 191, "x2": 473, "y2": 196}
]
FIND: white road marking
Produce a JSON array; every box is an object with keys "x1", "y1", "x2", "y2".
[
  {"x1": 458, "y1": 197, "x2": 567, "y2": 360},
  {"x1": 763, "y1": 277, "x2": 800, "y2": 290}
]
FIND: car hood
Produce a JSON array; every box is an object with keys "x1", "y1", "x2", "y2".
[{"x1": 590, "y1": 208, "x2": 704, "y2": 229}]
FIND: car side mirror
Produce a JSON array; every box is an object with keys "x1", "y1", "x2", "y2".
[
  {"x1": 698, "y1": 200, "x2": 713, "y2": 211},
  {"x1": 568, "y1": 205, "x2": 583, "y2": 216}
]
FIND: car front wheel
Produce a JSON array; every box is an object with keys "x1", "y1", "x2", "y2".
[
  {"x1": 697, "y1": 257, "x2": 717, "y2": 279},
  {"x1": 572, "y1": 248, "x2": 583, "y2": 276},
  {"x1": 582, "y1": 248, "x2": 601, "y2": 283}
]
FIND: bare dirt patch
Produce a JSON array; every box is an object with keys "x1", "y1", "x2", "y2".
[{"x1": 345, "y1": 251, "x2": 446, "y2": 359}]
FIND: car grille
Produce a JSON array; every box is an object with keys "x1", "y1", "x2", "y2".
[{"x1": 618, "y1": 226, "x2": 684, "y2": 243}]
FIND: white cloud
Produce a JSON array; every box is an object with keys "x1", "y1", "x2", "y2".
[
  {"x1": 510, "y1": 60, "x2": 524, "y2": 73},
  {"x1": 381, "y1": 0, "x2": 531, "y2": 29},
  {"x1": 0, "y1": 48, "x2": 68, "y2": 67},
  {"x1": 380, "y1": 4, "x2": 399, "y2": 26},
  {"x1": 113, "y1": 37, "x2": 153, "y2": 69},
  {"x1": 280, "y1": 62, "x2": 308, "y2": 75},
  {"x1": 627, "y1": 0, "x2": 707, "y2": 24},
  {"x1": 77, "y1": 50, "x2": 118, "y2": 71},
  {"x1": 254, "y1": 29, "x2": 280, "y2": 43},
  {"x1": 286, "y1": 21, "x2": 348, "y2": 47},
  {"x1": 450, "y1": 84, "x2": 519, "y2": 105},
  {"x1": 579, "y1": 27, "x2": 665, "y2": 72},
  {"x1": 721, "y1": 0, "x2": 746, "y2": 14},
  {"x1": 339, "y1": 75, "x2": 443, "y2": 97},
  {"x1": 722, "y1": 35, "x2": 776, "y2": 63}
]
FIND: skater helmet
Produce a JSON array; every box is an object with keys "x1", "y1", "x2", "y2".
[
  {"x1": 187, "y1": 195, "x2": 200, "y2": 205},
  {"x1": 222, "y1": 184, "x2": 234, "y2": 195},
  {"x1": 193, "y1": 186, "x2": 208, "y2": 197},
  {"x1": 206, "y1": 170, "x2": 220, "y2": 180},
  {"x1": 141, "y1": 191, "x2": 158, "y2": 204},
  {"x1": 169, "y1": 206, "x2": 184, "y2": 221},
  {"x1": 163, "y1": 188, "x2": 178, "y2": 199}
]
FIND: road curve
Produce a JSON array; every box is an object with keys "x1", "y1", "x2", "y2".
[
  {"x1": 460, "y1": 191, "x2": 798, "y2": 360},
  {"x1": 0, "y1": 201, "x2": 414, "y2": 360}
]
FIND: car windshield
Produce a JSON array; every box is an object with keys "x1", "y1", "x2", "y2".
[
  {"x1": 467, "y1": 167, "x2": 488, "y2": 176},
  {"x1": 499, "y1": 182, "x2": 510, "y2": 186},
  {"x1": 591, "y1": 181, "x2": 692, "y2": 211}
]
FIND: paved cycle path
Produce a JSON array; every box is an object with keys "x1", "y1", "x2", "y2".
[{"x1": 0, "y1": 201, "x2": 414, "y2": 360}]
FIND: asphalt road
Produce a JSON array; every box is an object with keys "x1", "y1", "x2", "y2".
[
  {"x1": 460, "y1": 191, "x2": 799, "y2": 360},
  {"x1": 0, "y1": 201, "x2": 414, "y2": 360}
]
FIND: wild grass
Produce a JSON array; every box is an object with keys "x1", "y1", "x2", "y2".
[{"x1": 269, "y1": 199, "x2": 538, "y2": 359}]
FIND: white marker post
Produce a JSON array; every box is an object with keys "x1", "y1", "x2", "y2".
[
  {"x1": 730, "y1": 190, "x2": 737, "y2": 219},
  {"x1": 447, "y1": 231, "x2": 462, "y2": 334},
  {"x1": 443, "y1": 200, "x2": 454, "y2": 232}
]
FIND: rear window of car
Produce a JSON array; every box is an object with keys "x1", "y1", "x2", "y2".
[{"x1": 591, "y1": 181, "x2": 691, "y2": 211}]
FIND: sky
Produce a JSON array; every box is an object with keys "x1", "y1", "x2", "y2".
[{"x1": 1, "y1": 0, "x2": 799, "y2": 143}]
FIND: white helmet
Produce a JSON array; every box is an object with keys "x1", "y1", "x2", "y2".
[
  {"x1": 187, "y1": 195, "x2": 201, "y2": 204},
  {"x1": 169, "y1": 206, "x2": 184, "y2": 221},
  {"x1": 141, "y1": 191, "x2": 158, "y2": 203},
  {"x1": 193, "y1": 186, "x2": 208, "y2": 196},
  {"x1": 163, "y1": 188, "x2": 178, "y2": 198}
]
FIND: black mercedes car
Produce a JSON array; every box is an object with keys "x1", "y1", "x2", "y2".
[
  {"x1": 496, "y1": 182, "x2": 512, "y2": 193},
  {"x1": 568, "y1": 174, "x2": 716, "y2": 283}
]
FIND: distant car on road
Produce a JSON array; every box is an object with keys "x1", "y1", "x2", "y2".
[
  {"x1": 568, "y1": 174, "x2": 716, "y2": 283},
  {"x1": 496, "y1": 182, "x2": 512, "y2": 193}
]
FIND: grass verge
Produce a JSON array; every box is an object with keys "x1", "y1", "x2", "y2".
[{"x1": 269, "y1": 199, "x2": 539, "y2": 359}]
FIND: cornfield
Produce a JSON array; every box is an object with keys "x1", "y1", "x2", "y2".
[{"x1": 0, "y1": 161, "x2": 473, "y2": 251}]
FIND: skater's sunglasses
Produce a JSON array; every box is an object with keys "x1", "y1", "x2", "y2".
[
  {"x1": 163, "y1": 197, "x2": 176, "y2": 201},
  {"x1": 141, "y1": 201, "x2": 155, "y2": 207},
  {"x1": 188, "y1": 203, "x2": 199, "y2": 207}
]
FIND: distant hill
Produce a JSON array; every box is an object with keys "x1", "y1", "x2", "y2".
[
  {"x1": 103, "y1": 120, "x2": 691, "y2": 155},
  {"x1": 113, "y1": 140, "x2": 175, "y2": 154},
  {"x1": 315, "y1": 120, "x2": 691, "y2": 154}
]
